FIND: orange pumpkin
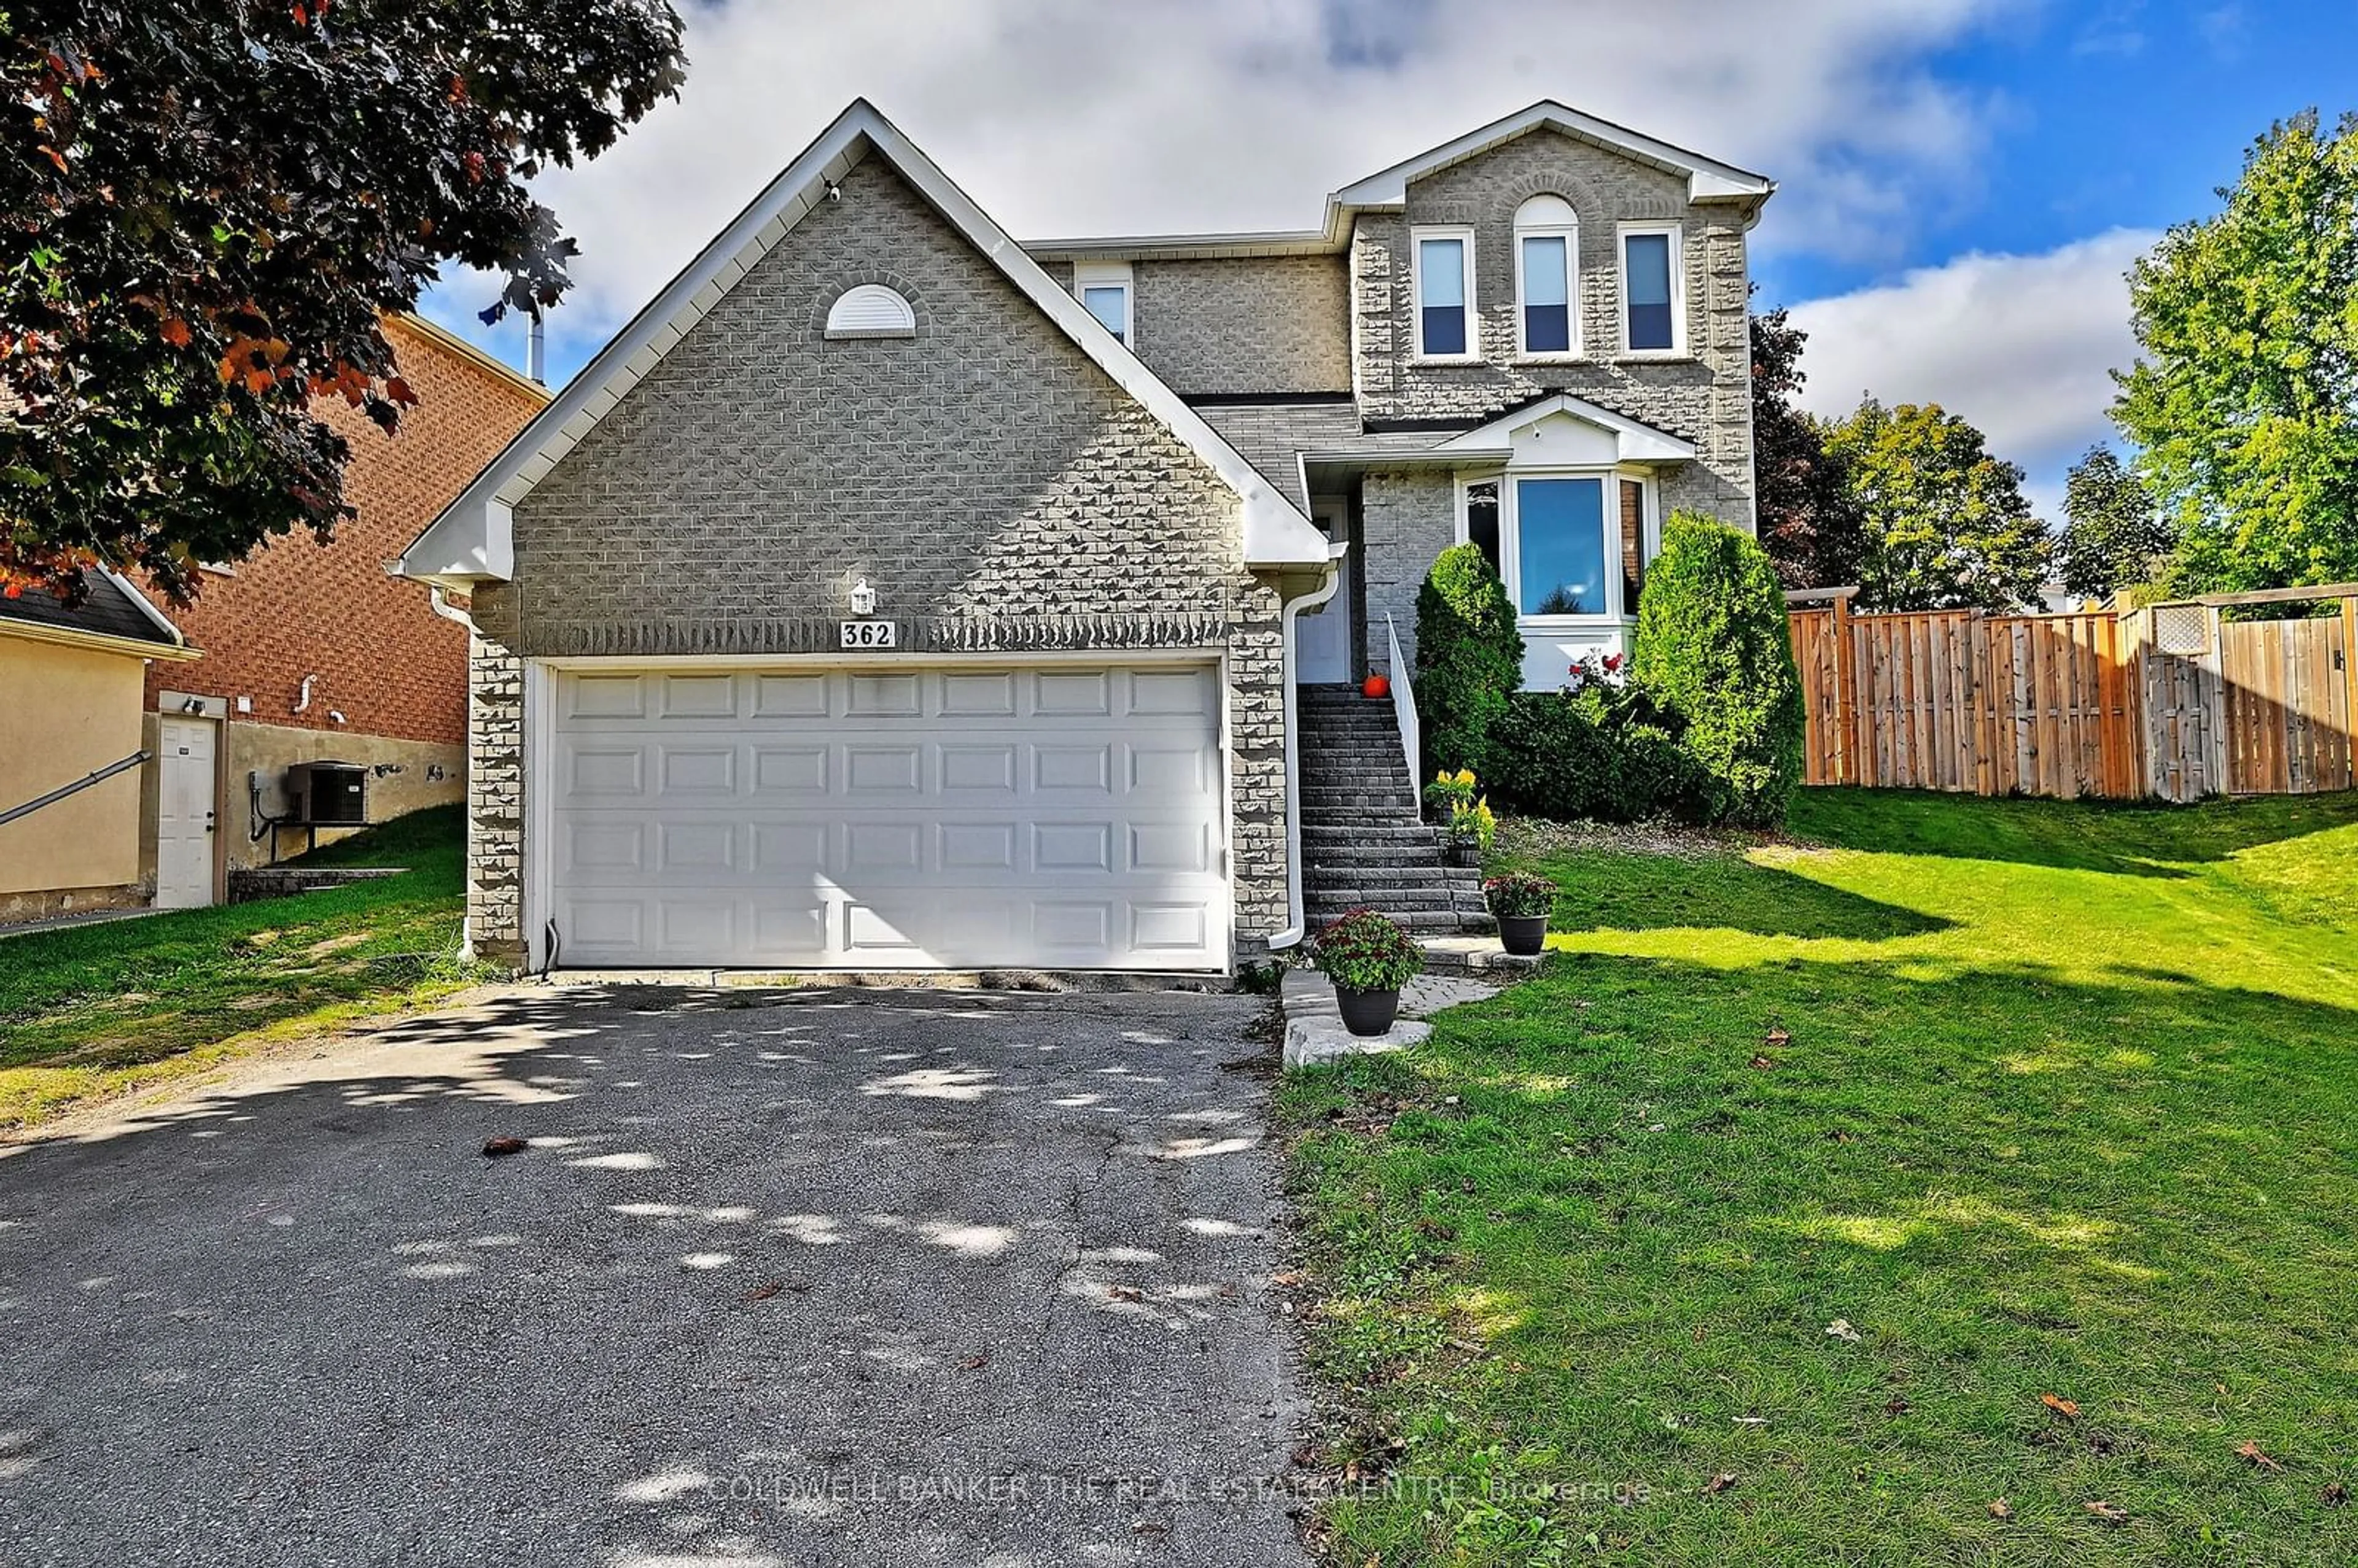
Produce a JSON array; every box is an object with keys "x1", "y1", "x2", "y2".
[{"x1": 1362, "y1": 672, "x2": 1391, "y2": 701}]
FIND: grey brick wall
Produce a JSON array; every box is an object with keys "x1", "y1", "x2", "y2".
[
  {"x1": 1350, "y1": 127, "x2": 1756, "y2": 528},
  {"x1": 1361, "y1": 470, "x2": 1455, "y2": 675},
  {"x1": 1132, "y1": 257, "x2": 1351, "y2": 395},
  {"x1": 466, "y1": 152, "x2": 1296, "y2": 963}
]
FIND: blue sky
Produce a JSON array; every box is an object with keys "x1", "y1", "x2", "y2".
[{"x1": 421, "y1": 1, "x2": 2357, "y2": 522}]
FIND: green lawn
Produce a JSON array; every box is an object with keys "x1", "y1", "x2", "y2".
[
  {"x1": 0, "y1": 805, "x2": 479, "y2": 1131},
  {"x1": 1279, "y1": 789, "x2": 2358, "y2": 1566}
]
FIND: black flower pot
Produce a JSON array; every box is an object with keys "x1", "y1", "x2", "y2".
[
  {"x1": 1446, "y1": 840, "x2": 1481, "y2": 867},
  {"x1": 1497, "y1": 914, "x2": 1548, "y2": 957},
  {"x1": 1333, "y1": 985, "x2": 1401, "y2": 1038}
]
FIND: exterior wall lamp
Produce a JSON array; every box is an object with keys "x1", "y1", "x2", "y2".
[{"x1": 849, "y1": 578, "x2": 877, "y2": 616}]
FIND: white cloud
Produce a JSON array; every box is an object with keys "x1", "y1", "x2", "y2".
[
  {"x1": 420, "y1": 0, "x2": 2031, "y2": 373},
  {"x1": 1786, "y1": 228, "x2": 2158, "y2": 518}
]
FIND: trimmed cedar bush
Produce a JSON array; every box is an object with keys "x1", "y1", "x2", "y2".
[
  {"x1": 1632, "y1": 512, "x2": 1807, "y2": 825},
  {"x1": 1414, "y1": 543, "x2": 1524, "y2": 773},
  {"x1": 1482, "y1": 684, "x2": 1711, "y2": 823}
]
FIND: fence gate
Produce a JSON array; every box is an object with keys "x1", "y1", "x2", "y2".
[{"x1": 2220, "y1": 614, "x2": 2356, "y2": 794}]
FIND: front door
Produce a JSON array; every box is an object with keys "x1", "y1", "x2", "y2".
[
  {"x1": 155, "y1": 716, "x2": 217, "y2": 909},
  {"x1": 1297, "y1": 498, "x2": 1353, "y2": 685}
]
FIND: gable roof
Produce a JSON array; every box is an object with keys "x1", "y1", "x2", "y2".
[
  {"x1": 1331, "y1": 100, "x2": 1774, "y2": 215},
  {"x1": 1027, "y1": 99, "x2": 1773, "y2": 260},
  {"x1": 399, "y1": 101, "x2": 1333, "y2": 587},
  {"x1": 1432, "y1": 392, "x2": 1698, "y2": 464},
  {"x1": 0, "y1": 569, "x2": 196, "y2": 660}
]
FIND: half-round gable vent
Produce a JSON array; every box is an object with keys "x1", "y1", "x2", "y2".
[{"x1": 825, "y1": 284, "x2": 917, "y2": 339}]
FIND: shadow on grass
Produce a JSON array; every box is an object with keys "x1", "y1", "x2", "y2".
[
  {"x1": 1790, "y1": 786, "x2": 2358, "y2": 880},
  {"x1": 1544, "y1": 848, "x2": 1950, "y2": 942}
]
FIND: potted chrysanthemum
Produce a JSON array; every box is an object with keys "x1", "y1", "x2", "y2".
[
  {"x1": 1482, "y1": 872, "x2": 1557, "y2": 957},
  {"x1": 1309, "y1": 908, "x2": 1426, "y2": 1036}
]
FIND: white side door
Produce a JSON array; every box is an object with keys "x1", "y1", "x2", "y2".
[
  {"x1": 1296, "y1": 498, "x2": 1353, "y2": 685},
  {"x1": 155, "y1": 716, "x2": 217, "y2": 909}
]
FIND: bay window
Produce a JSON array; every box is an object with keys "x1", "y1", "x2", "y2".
[
  {"x1": 1619, "y1": 223, "x2": 1682, "y2": 355},
  {"x1": 1512, "y1": 195, "x2": 1579, "y2": 358},
  {"x1": 1459, "y1": 470, "x2": 1656, "y2": 624},
  {"x1": 1412, "y1": 227, "x2": 1475, "y2": 359}
]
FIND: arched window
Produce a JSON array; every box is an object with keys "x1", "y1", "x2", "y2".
[
  {"x1": 824, "y1": 284, "x2": 916, "y2": 340},
  {"x1": 1513, "y1": 195, "x2": 1579, "y2": 359}
]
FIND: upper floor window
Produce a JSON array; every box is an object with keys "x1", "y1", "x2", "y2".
[
  {"x1": 1514, "y1": 196, "x2": 1578, "y2": 358},
  {"x1": 1412, "y1": 227, "x2": 1476, "y2": 359},
  {"x1": 1619, "y1": 223, "x2": 1683, "y2": 355},
  {"x1": 1073, "y1": 261, "x2": 1133, "y2": 346}
]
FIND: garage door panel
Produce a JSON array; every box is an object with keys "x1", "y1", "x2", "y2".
[
  {"x1": 549, "y1": 664, "x2": 1228, "y2": 970},
  {"x1": 660, "y1": 673, "x2": 739, "y2": 719},
  {"x1": 753, "y1": 746, "x2": 828, "y2": 796},
  {"x1": 753, "y1": 673, "x2": 830, "y2": 718}
]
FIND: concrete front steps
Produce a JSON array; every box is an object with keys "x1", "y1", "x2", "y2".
[{"x1": 1296, "y1": 685, "x2": 1490, "y2": 936}]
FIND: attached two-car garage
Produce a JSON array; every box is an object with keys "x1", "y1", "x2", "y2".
[{"x1": 543, "y1": 662, "x2": 1231, "y2": 971}]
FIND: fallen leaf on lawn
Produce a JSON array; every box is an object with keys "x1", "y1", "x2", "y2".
[
  {"x1": 1733, "y1": 1415, "x2": 1767, "y2": 1426},
  {"x1": 1749, "y1": 1055, "x2": 1778, "y2": 1070},
  {"x1": 959, "y1": 1353, "x2": 989, "y2": 1371},
  {"x1": 1886, "y1": 1396, "x2": 1912, "y2": 1416},
  {"x1": 1764, "y1": 1028, "x2": 1791, "y2": 1046},
  {"x1": 2041, "y1": 1393, "x2": 2080, "y2": 1419},
  {"x1": 1109, "y1": 1285, "x2": 1145, "y2": 1303},
  {"x1": 742, "y1": 1281, "x2": 782, "y2": 1302},
  {"x1": 1702, "y1": 1473, "x2": 1739, "y2": 1497},
  {"x1": 2234, "y1": 1441, "x2": 2285, "y2": 1473},
  {"x1": 2322, "y1": 1481, "x2": 2348, "y2": 1507},
  {"x1": 2084, "y1": 1500, "x2": 2129, "y2": 1526},
  {"x1": 481, "y1": 1136, "x2": 527, "y2": 1158},
  {"x1": 1826, "y1": 1318, "x2": 1862, "y2": 1343},
  {"x1": 1987, "y1": 1499, "x2": 2014, "y2": 1520}
]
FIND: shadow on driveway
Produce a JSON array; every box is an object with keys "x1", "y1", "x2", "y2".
[{"x1": 0, "y1": 985, "x2": 1310, "y2": 1566}]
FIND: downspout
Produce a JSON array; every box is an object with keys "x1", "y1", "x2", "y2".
[
  {"x1": 1267, "y1": 545, "x2": 1348, "y2": 952},
  {"x1": 426, "y1": 584, "x2": 481, "y2": 958}
]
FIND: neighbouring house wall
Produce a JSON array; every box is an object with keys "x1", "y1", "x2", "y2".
[
  {"x1": 144, "y1": 314, "x2": 547, "y2": 748},
  {"x1": 134, "y1": 718, "x2": 464, "y2": 880},
  {"x1": 0, "y1": 637, "x2": 147, "y2": 916},
  {"x1": 470, "y1": 150, "x2": 1291, "y2": 966},
  {"x1": 1129, "y1": 256, "x2": 1352, "y2": 396},
  {"x1": 1350, "y1": 127, "x2": 1756, "y2": 527}
]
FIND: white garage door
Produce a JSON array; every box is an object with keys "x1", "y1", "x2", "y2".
[{"x1": 546, "y1": 662, "x2": 1229, "y2": 971}]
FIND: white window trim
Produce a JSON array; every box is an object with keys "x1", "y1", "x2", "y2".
[
  {"x1": 1512, "y1": 219, "x2": 1581, "y2": 362},
  {"x1": 1457, "y1": 468, "x2": 1659, "y2": 627},
  {"x1": 1072, "y1": 260, "x2": 1134, "y2": 346},
  {"x1": 1410, "y1": 225, "x2": 1479, "y2": 363},
  {"x1": 1616, "y1": 221, "x2": 1688, "y2": 360}
]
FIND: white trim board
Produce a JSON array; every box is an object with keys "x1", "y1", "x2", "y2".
[
  {"x1": 1431, "y1": 393, "x2": 1697, "y2": 465},
  {"x1": 398, "y1": 99, "x2": 1332, "y2": 588}
]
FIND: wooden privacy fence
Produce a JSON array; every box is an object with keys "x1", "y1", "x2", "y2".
[{"x1": 1788, "y1": 588, "x2": 2358, "y2": 803}]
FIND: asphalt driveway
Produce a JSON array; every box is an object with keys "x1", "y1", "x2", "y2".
[{"x1": 0, "y1": 985, "x2": 1309, "y2": 1567}]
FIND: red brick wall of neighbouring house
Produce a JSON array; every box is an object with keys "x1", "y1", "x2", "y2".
[{"x1": 144, "y1": 315, "x2": 547, "y2": 743}]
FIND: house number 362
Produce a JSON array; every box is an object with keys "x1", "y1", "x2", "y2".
[{"x1": 839, "y1": 619, "x2": 898, "y2": 649}]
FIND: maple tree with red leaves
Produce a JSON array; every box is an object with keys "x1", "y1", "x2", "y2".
[{"x1": 1, "y1": 0, "x2": 685, "y2": 605}]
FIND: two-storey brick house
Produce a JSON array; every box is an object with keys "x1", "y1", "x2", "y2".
[{"x1": 400, "y1": 99, "x2": 1770, "y2": 976}]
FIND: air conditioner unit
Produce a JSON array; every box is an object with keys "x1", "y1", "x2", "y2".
[{"x1": 285, "y1": 761, "x2": 367, "y2": 828}]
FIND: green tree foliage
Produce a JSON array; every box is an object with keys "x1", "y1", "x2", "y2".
[
  {"x1": 1822, "y1": 397, "x2": 2053, "y2": 611},
  {"x1": 2057, "y1": 444, "x2": 2173, "y2": 600},
  {"x1": 1751, "y1": 305, "x2": 1867, "y2": 591},
  {"x1": 1413, "y1": 543, "x2": 1524, "y2": 774},
  {"x1": 1632, "y1": 513, "x2": 1805, "y2": 825},
  {"x1": 2113, "y1": 110, "x2": 2358, "y2": 595},
  {"x1": 1, "y1": 1, "x2": 687, "y2": 605}
]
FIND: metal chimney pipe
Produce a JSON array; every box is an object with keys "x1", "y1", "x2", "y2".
[{"x1": 527, "y1": 312, "x2": 547, "y2": 384}]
